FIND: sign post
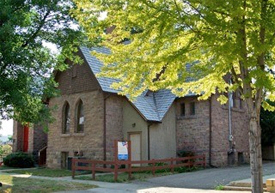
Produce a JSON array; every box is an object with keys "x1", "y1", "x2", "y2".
[{"x1": 114, "y1": 140, "x2": 131, "y2": 181}]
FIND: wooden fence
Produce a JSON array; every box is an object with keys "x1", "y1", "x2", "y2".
[{"x1": 72, "y1": 155, "x2": 205, "y2": 181}]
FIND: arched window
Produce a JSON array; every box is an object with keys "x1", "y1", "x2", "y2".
[
  {"x1": 62, "y1": 102, "x2": 70, "y2": 134},
  {"x1": 76, "y1": 100, "x2": 84, "y2": 133}
]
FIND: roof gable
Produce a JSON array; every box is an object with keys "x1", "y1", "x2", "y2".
[{"x1": 79, "y1": 46, "x2": 188, "y2": 122}]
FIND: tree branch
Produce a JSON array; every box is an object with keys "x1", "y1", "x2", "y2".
[{"x1": 22, "y1": 9, "x2": 51, "y2": 48}]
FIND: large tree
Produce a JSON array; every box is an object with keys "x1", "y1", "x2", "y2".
[
  {"x1": 0, "y1": 0, "x2": 85, "y2": 124},
  {"x1": 73, "y1": 0, "x2": 275, "y2": 192}
]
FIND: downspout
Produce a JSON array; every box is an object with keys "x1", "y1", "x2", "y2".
[
  {"x1": 209, "y1": 96, "x2": 212, "y2": 167},
  {"x1": 103, "y1": 93, "x2": 111, "y2": 163},
  {"x1": 228, "y1": 90, "x2": 233, "y2": 151},
  {"x1": 147, "y1": 123, "x2": 152, "y2": 160}
]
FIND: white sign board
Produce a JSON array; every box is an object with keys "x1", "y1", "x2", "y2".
[{"x1": 118, "y1": 141, "x2": 128, "y2": 160}]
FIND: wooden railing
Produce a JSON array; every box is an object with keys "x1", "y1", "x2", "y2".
[{"x1": 72, "y1": 155, "x2": 205, "y2": 181}]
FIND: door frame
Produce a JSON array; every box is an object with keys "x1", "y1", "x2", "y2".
[{"x1": 128, "y1": 132, "x2": 142, "y2": 161}]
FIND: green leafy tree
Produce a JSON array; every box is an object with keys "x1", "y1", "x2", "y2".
[
  {"x1": 73, "y1": 0, "x2": 275, "y2": 192},
  {"x1": 0, "y1": 0, "x2": 85, "y2": 124}
]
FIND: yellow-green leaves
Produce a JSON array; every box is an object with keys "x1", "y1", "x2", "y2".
[{"x1": 73, "y1": 0, "x2": 275, "y2": 106}]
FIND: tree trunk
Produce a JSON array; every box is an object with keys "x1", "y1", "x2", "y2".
[{"x1": 249, "y1": 115, "x2": 263, "y2": 193}]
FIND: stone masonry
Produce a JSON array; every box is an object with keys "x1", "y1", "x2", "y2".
[
  {"x1": 176, "y1": 95, "x2": 250, "y2": 167},
  {"x1": 47, "y1": 58, "x2": 123, "y2": 168}
]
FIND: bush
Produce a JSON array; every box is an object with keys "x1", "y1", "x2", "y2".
[
  {"x1": 177, "y1": 150, "x2": 195, "y2": 158},
  {"x1": 3, "y1": 152, "x2": 34, "y2": 168},
  {"x1": 0, "y1": 145, "x2": 12, "y2": 157}
]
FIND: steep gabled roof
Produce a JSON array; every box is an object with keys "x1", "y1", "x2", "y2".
[{"x1": 80, "y1": 46, "x2": 194, "y2": 122}]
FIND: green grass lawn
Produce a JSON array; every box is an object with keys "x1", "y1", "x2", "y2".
[
  {"x1": 75, "y1": 166, "x2": 202, "y2": 183},
  {"x1": 4, "y1": 168, "x2": 87, "y2": 177},
  {"x1": 3, "y1": 166, "x2": 203, "y2": 183},
  {"x1": 0, "y1": 165, "x2": 17, "y2": 170},
  {"x1": 0, "y1": 174, "x2": 97, "y2": 193},
  {"x1": 75, "y1": 171, "x2": 174, "y2": 183}
]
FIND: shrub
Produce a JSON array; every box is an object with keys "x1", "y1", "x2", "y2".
[
  {"x1": 3, "y1": 152, "x2": 34, "y2": 168},
  {"x1": 0, "y1": 145, "x2": 12, "y2": 157},
  {"x1": 177, "y1": 150, "x2": 195, "y2": 158}
]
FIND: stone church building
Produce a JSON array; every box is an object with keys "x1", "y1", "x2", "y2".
[{"x1": 13, "y1": 46, "x2": 250, "y2": 169}]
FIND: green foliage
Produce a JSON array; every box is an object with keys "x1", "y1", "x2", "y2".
[
  {"x1": 215, "y1": 184, "x2": 225, "y2": 190},
  {"x1": 0, "y1": 0, "x2": 86, "y2": 124},
  {"x1": 71, "y1": 1, "x2": 275, "y2": 191},
  {"x1": 72, "y1": 0, "x2": 275, "y2": 104},
  {"x1": 3, "y1": 152, "x2": 34, "y2": 168},
  {"x1": 177, "y1": 150, "x2": 195, "y2": 158},
  {"x1": 260, "y1": 100, "x2": 275, "y2": 146},
  {"x1": 0, "y1": 144, "x2": 12, "y2": 157},
  {"x1": 174, "y1": 166, "x2": 198, "y2": 173}
]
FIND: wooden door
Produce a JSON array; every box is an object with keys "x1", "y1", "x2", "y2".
[
  {"x1": 23, "y1": 125, "x2": 29, "y2": 152},
  {"x1": 130, "y1": 133, "x2": 141, "y2": 166}
]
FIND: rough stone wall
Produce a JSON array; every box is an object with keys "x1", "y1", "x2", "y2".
[
  {"x1": 47, "y1": 90, "x2": 105, "y2": 168},
  {"x1": 176, "y1": 97, "x2": 210, "y2": 164},
  {"x1": 47, "y1": 60, "x2": 104, "y2": 168},
  {"x1": 105, "y1": 95, "x2": 124, "y2": 160}
]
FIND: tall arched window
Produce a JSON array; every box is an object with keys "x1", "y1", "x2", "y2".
[
  {"x1": 62, "y1": 102, "x2": 70, "y2": 134},
  {"x1": 76, "y1": 100, "x2": 84, "y2": 133}
]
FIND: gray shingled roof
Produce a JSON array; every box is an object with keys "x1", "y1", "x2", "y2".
[{"x1": 80, "y1": 46, "x2": 190, "y2": 122}]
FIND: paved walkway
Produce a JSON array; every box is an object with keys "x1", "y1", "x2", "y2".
[{"x1": 1, "y1": 162, "x2": 275, "y2": 193}]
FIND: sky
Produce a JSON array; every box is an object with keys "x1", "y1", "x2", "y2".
[{"x1": 0, "y1": 119, "x2": 13, "y2": 136}]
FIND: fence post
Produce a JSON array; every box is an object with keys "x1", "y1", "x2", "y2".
[
  {"x1": 188, "y1": 156, "x2": 191, "y2": 169},
  {"x1": 203, "y1": 155, "x2": 206, "y2": 168},
  {"x1": 114, "y1": 161, "x2": 118, "y2": 182},
  {"x1": 114, "y1": 140, "x2": 118, "y2": 182},
  {"x1": 152, "y1": 159, "x2": 155, "y2": 176},
  {"x1": 72, "y1": 158, "x2": 75, "y2": 179},
  {"x1": 92, "y1": 162, "x2": 95, "y2": 180},
  {"x1": 170, "y1": 157, "x2": 174, "y2": 173},
  {"x1": 128, "y1": 140, "x2": 132, "y2": 180}
]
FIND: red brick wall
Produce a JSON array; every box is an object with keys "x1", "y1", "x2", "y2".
[
  {"x1": 176, "y1": 97, "x2": 211, "y2": 163},
  {"x1": 211, "y1": 94, "x2": 249, "y2": 166},
  {"x1": 176, "y1": 95, "x2": 250, "y2": 167}
]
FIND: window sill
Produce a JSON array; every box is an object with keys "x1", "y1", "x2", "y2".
[
  {"x1": 221, "y1": 106, "x2": 245, "y2": 113},
  {"x1": 60, "y1": 133, "x2": 71, "y2": 137},
  {"x1": 73, "y1": 133, "x2": 85, "y2": 137},
  {"x1": 232, "y1": 108, "x2": 245, "y2": 113},
  {"x1": 177, "y1": 115, "x2": 197, "y2": 120}
]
